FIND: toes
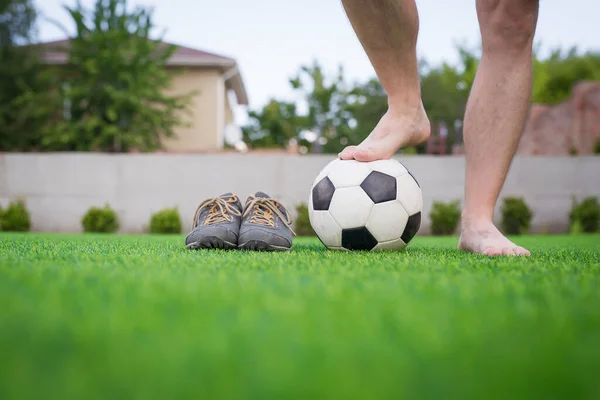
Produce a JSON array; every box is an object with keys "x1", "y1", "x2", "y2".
[
  {"x1": 483, "y1": 246, "x2": 530, "y2": 257},
  {"x1": 338, "y1": 146, "x2": 357, "y2": 160},
  {"x1": 515, "y1": 246, "x2": 531, "y2": 256},
  {"x1": 339, "y1": 146, "x2": 392, "y2": 162},
  {"x1": 501, "y1": 247, "x2": 517, "y2": 256},
  {"x1": 354, "y1": 148, "x2": 380, "y2": 162},
  {"x1": 483, "y1": 248, "x2": 503, "y2": 256}
]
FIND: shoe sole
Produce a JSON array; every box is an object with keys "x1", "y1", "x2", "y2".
[
  {"x1": 186, "y1": 236, "x2": 238, "y2": 250},
  {"x1": 238, "y1": 240, "x2": 291, "y2": 252}
]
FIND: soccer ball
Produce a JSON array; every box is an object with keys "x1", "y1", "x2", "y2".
[{"x1": 308, "y1": 158, "x2": 422, "y2": 251}]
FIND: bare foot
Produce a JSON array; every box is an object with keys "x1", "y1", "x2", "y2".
[
  {"x1": 338, "y1": 105, "x2": 430, "y2": 162},
  {"x1": 458, "y1": 219, "x2": 531, "y2": 256}
]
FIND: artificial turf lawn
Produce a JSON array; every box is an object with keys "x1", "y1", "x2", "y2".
[{"x1": 1, "y1": 233, "x2": 599, "y2": 399}]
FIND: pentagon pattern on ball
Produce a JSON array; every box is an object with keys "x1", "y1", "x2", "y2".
[
  {"x1": 401, "y1": 211, "x2": 421, "y2": 244},
  {"x1": 308, "y1": 209, "x2": 342, "y2": 248},
  {"x1": 342, "y1": 227, "x2": 378, "y2": 251},
  {"x1": 308, "y1": 157, "x2": 423, "y2": 252},
  {"x1": 366, "y1": 201, "x2": 409, "y2": 243},
  {"x1": 311, "y1": 177, "x2": 335, "y2": 211},
  {"x1": 328, "y1": 186, "x2": 374, "y2": 229},
  {"x1": 360, "y1": 171, "x2": 397, "y2": 204}
]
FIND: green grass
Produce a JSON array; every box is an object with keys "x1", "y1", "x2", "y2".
[{"x1": 1, "y1": 233, "x2": 600, "y2": 400}]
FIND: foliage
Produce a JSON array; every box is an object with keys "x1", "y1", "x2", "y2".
[
  {"x1": 289, "y1": 60, "x2": 354, "y2": 153},
  {"x1": 344, "y1": 78, "x2": 388, "y2": 151},
  {"x1": 0, "y1": 199, "x2": 31, "y2": 231},
  {"x1": 82, "y1": 204, "x2": 119, "y2": 233},
  {"x1": 0, "y1": 0, "x2": 36, "y2": 43},
  {"x1": 242, "y1": 45, "x2": 600, "y2": 154},
  {"x1": 41, "y1": 0, "x2": 191, "y2": 152},
  {"x1": 149, "y1": 207, "x2": 182, "y2": 234},
  {"x1": 570, "y1": 220, "x2": 583, "y2": 235},
  {"x1": 243, "y1": 61, "x2": 357, "y2": 154},
  {"x1": 242, "y1": 99, "x2": 307, "y2": 149},
  {"x1": 418, "y1": 46, "x2": 478, "y2": 153},
  {"x1": 501, "y1": 197, "x2": 533, "y2": 235},
  {"x1": 569, "y1": 197, "x2": 599, "y2": 233},
  {"x1": 294, "y1": 203, "x2": 315, "y2": 237},
  {"x1": 402, "y1": 146, "x2": 418, "y2": 155},
  {"x1": 594, "y1": 138, "x2": 600, "y2": 155},
  {"x1": 569, "y1": 146, "x2": 578, "y2": 156},
  {"x1": 429, "y1": 200, "x2": 461, "y2": 235},
  {"x1": 532, "y1": 47, "x2": 600, "y2": 105},
  {"x1": 0, "y1": 0, "x2": 55, "y2": 151}
]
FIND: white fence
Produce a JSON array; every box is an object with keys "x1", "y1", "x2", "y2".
[{"x1": 1, "y1": 153, "x2": 598, "y2": 234}]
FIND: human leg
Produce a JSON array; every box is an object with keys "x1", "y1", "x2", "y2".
[
  {"x1": 338, "y1": 0, "x2": 430, "y2": 162},
  {"x1": 458, "y1": 0, "x2": 539, "y2": 256}
]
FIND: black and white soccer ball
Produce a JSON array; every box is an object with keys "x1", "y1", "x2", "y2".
[{"x1": 308, "y1": 158, "x2": 422, "y2": 251}]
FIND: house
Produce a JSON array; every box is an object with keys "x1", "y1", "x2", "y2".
[{"x1": 37, "y1": 39, "x2": 249, "y2": 152}]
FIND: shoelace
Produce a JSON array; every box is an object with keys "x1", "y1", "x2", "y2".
[
  {"x1": 243, "y1": 195, "x2": 296, "y2": 235},
  {"x1": 192, "y1": 196, "x2": 242, "y2": 228}
]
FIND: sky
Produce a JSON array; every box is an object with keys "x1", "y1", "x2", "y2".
[{"x1": 36, "y1": 0, "x2": 599, "y2": 122}]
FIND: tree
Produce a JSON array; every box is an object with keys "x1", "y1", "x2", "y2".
[
  {"x1": 242, "y1": 99, "x2": 306, "y2": 149},
  {"x1": 242, "y1": 44, "x2": 600, "y2": 155},
  {"x1": 0, "y1": 0, "x2": 36, "y2": 45},
  {"x1": 289, "y1": 60, "x2": 353, "y2": 153},
  {"x1": 42, "y1": 0, "x2": 192, "y2": 152},
  {"x1": 243, "y1": 60, "x2": 354, "y2": 154},
  {"x1": 345, "y1": 78, "x2": 386, "y2": 142},
  {"x1": 0, "y1": 0, "x2": 51, "y2": 151},
  {"x1": 418, "y1": 45, "x2": 481, "y2": 153},
  {"x1": 532, "y1": 46, "x2": 600, "y2": 104}
]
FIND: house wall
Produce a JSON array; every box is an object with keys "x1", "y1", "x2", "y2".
[
  {"x1": 161, "y1": 68, "x2": 222, "y2": 152},
  {"x1": 225, "y1": 90, "x2": 235, "y2": 126},
  {"x1": 1, "y1": 153, "x2": 598, "y2": 235}
]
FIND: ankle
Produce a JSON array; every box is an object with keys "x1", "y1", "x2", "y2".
[
  {"x1": 461, "y1": 211, "x2": 494, "y2": 228},
  {"x1": 387, "y1": 95, "x2": 425, "y2": 116},
  {"x1": 383, "y1": 104, "x2": 431, "y2": 142}
]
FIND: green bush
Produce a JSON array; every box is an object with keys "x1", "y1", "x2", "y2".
[
  {"x1": 149, "y1": 208, "x2": 182, "y2": 234},
  {"x1": 569, "y1": 197, "x2": 599, "y2": 233},
  {"x1": 0, "y1": 199, "x2": 31, "y2": 232},
  {"x1": 82, "y1": 204, "x2": 119, "y2": 233},
  {"x1": 594, "y1": 138, "x2": 600, "y2": 154},
  {"x1": 294, "y1": 203, "x2": 316, "y2": 237},
  {"x1": 429, "y1": 200, "x2": 461, "y2": 235},
  {"x1": 501, "y1": 197, "x2": 533, "y2": 235},
  {"x1": 402, "y1": 146, "x2": 418, "y2": 155}
]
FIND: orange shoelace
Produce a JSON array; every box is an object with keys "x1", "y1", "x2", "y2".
[
  {"x1": 242, "y1": 195, "x2": 296, "y2": 235},
  {"x1": 192, "y1": 196, "x2": 242, "y2": 228}
]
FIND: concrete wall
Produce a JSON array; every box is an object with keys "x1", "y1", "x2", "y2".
[{"x1": 1, "y1": 153, "x2": 598, "y2": 234}]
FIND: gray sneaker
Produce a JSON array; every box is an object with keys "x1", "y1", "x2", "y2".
[
  {"x1": 238, "y1": 192, "x2": 295, "y2": 251},
  {"x1": 185, "y1": 193, "x2": 243, "y2": 250}
]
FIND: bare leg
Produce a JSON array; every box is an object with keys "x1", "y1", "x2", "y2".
[
  {"x1": 458, "y1": 0, "x2": 539, "y2": 256},
  {"x1": 338, "y1": 0, "x2": 430, "y2": 162}
]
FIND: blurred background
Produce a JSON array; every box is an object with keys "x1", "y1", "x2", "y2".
[{"x1": 1, "y1": 0, "x2": 599, "y2": 235}]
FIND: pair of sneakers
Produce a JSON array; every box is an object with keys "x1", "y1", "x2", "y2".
[{"x1": 185, "y1": 192, "x2": 295, "y2": 251}]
